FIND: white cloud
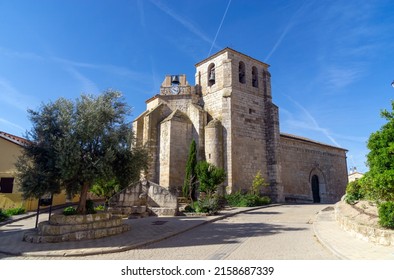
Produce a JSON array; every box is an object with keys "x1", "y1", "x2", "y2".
[
  {"x1": 51, "y1": 56, "x2": 149, "y2": 82},
  {"x1": 63, "y1": 66, "x2": 100, "y2": 95},
  {"x1": 0, "y1": 118, "x2": 25, "y2": 132},
  {"x1": 0, "y1": 77, "x2": 36, "y2": 111},
  {"x1": 324, "y1": 66, "x2": 364, "y2": 90},
  {"x1": 0, "y1": 46, "x2": 44, "y2": 61}
]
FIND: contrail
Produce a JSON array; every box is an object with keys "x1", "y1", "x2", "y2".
[
  {"x1": 208, "y1": 0, "x2": 232, "y2": 56},
  {"x1": 287, "y1": 95, "x2": 342, "y2": 147},
  {"x1": 150, "y1": 0, "x2": 217, "y2": 48},
  {"x1": 265, "y1": 1, "x2": 311, "y2": 62}
]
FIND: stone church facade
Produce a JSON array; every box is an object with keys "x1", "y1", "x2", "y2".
[{"x1": 133, "y1": 48, "x2": 348, "y2": 203}]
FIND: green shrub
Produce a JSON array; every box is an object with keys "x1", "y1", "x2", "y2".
[
  {"x1": 259, "y1": 196, "x2": 271, "y2": 205},
  {"x1": 251, "y1": 171, "x2": 268, "y2": 195},
  {"x1": 0, "y1": 209, "x2": 10, "y2": 222},
  {"x1": 94, "y1": 204, "x2": 105, "y2": 211},
  {"x1": 86, "y1": 199, "x2": 96, "y2": 214},
  {"x1": 225, "y1": 191, "x2": 244, "y2": 206},
  {"x1": 4, "y1": 207, "x2": 25, "y2": 216},
  {"x1": 344, "y1": 194, "x2": 358, "y2": 205},
  {"x1": 225, "y1": 191, "x2": 271, "y2": 207},
  {"x1": 195, "y1": 197, "x2": 220, "y2": 214},
  {"x1": 63, "y1": 206, "x2": 77, "y2": 216},
  {"x1": 184, "y1": 204, "x2": 195, "y2": 213},
  {"x1": 345, "y1": 180, "x2": 365, "y2": 204},
  {"x1": 378, "y1": 201, "x2": 394, "y2": 229}
]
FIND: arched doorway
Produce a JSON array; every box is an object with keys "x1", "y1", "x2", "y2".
[{"x1": 311, "y1": 175, "x2": 320, "y2": 203}]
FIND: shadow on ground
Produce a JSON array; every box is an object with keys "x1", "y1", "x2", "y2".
[{"x1": 0, "y1": 205, "x2": 311, "y2": 257}]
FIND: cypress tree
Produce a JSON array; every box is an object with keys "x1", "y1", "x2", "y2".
[{"x1": 183, "y1": 140, "x2": 197, "y2": 201}]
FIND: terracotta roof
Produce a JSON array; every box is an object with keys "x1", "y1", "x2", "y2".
[{"x1": 0, "y1": 131, "x2": 29, "y2": 147}]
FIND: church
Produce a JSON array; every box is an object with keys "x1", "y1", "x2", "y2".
[{"x1": 132, "y1": 48, "x2": 348, "y2": 203}]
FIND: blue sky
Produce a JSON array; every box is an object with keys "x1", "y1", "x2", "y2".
[{"x1": 1, "y1": 0, "x2": 394, "y2": 173}]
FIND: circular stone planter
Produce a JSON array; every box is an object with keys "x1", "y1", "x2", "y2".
[
  {"x1": 23, "y1": 212, "x2": 130, "y2": 243},
  {"x1": 50, "y1": 212, "x2": 112, "y2": 225}
]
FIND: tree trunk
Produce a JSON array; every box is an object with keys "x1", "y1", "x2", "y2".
[{"x1": 77, "y1": 181, "x2": 90, "y2": 214}]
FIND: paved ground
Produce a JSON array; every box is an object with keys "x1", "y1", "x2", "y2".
[{"x1": 0, "y1": 203, "x2": 393, "y2": 260}]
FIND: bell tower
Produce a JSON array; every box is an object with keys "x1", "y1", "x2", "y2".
[{"x1": 195, "y1": 47, "x2": 284, "y2": 202}]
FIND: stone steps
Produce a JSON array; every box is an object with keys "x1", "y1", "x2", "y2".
[
  {"x1": 149, "y1": 207, "x2": 177, "y2": 216},
  {"x1": 108, "y1": 205, "x2": 149, "y2": 219}
]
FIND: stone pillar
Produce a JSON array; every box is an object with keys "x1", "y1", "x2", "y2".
[
  {"x1": 205, "y1": 119, "x2": 224, "y2": 169},
  {"x1": 263, "y1": 70, "x2": 284, "y2": 202}
]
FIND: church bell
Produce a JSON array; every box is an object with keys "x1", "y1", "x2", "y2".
[
  {"x1": 208, "y1": 71, "x2": 215, "y2": 83},
  {"x1": 171, "y1": 75, "x2": 180, "y2": 84}
]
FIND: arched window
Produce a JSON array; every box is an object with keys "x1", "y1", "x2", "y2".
[
  {"x1": 239, "y1": 61, "x2": 245, "y2": 84},
  {"x1": 252, "y1": 66, "x2": 258, "y2": 88},
  {"x1": 208, "y1": 63, "x2": 215, "y2": 86}
]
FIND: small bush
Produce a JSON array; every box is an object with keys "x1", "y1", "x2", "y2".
[
  {"x1": 195, "y1": 197, "x2": 220, "y2": 214},
  {"x1": 259, "y1": 196, "x2": 271, "y2": 205},
  {"x1": 251, "y1": 171, "x2": 268, "y2": 195},
  {"x1": 4, "y1": 207, "x2": 25, "y2": 216},
  {"x1": 184, "y1": 201, "x2": 197, "y2": 213},
  {"x1": 0, "y1": 209, "x2": 10, "y2": 222},
  {"x1": 86, "y1": 199, "x2": 96, "y2": 214},
  {"x1": 225, "y1": 191, "x2": 271, "y2": 207},
  {"x1": 345, "y1": 180, "x2": 364, "y2": 204},
  {"x1": 378, "y1": 201, "x2": 394, "y2": 229},
  {"x1": 94, "y1": 204, "x2": 105, "y2": 211},
  {"x1": 63, "y1": 206, "x2": 77, "y2": 216}
]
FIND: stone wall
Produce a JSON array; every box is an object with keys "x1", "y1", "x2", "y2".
[
  {"x1": 335, "y1": 200, "x2": 394, "y2": 246},
  {"x1": 167, "y1": 111, "x2": 193, "y2": 188},
  {"x1": 109, "y1": 180, "x2": 178, "y2": 216},
  {"x1": 230, "y1": 89, "x2": 268, "y2": 192},
  {"x1": 280, "y1": 134, "x2": 348, "y2": 203}
]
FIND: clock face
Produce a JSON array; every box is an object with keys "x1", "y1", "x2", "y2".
[{"x1": 171, "y1": 85, "x2": 180, "y2": 94}]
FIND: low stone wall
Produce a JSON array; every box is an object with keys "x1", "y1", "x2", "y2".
[
  {"x1": 23, "y1": 212, "x2": 129, "y2": 243},
  {"x1": 335, "y1": 200, "x2": 394, "y2": 246}
]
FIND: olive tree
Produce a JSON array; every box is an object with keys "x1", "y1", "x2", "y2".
[{"x1": 16, "y1": 91, "x2": 148, "y2": 214}]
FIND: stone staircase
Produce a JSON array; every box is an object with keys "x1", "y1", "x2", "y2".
[
  {"x1": 109, "y1": 205, "x2": 149, "y2": 219},
  {"x1": 107, "y1": 180, "x2": 178, "y2": 218},
  {"x1": 177, "y1": 196, "x2": 191, "y2": 213}
]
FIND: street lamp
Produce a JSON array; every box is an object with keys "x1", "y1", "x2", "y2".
[{"x1": 392, "y1": 80, "x2": 394, "y2": 88}]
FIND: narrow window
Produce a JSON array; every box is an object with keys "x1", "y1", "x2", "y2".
[
  {"x1": 239, "y1": 61, "x2": 245, "y2": 84},
  {"x1": 252, "y1": 66, "x2": 258, "y2": 88},
  {"x1": 208, "y1": 63, "x2": 215, "y2": 86},
  {"x1": 0, "y1": 177, "x2": 14, "y2": 193}
]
